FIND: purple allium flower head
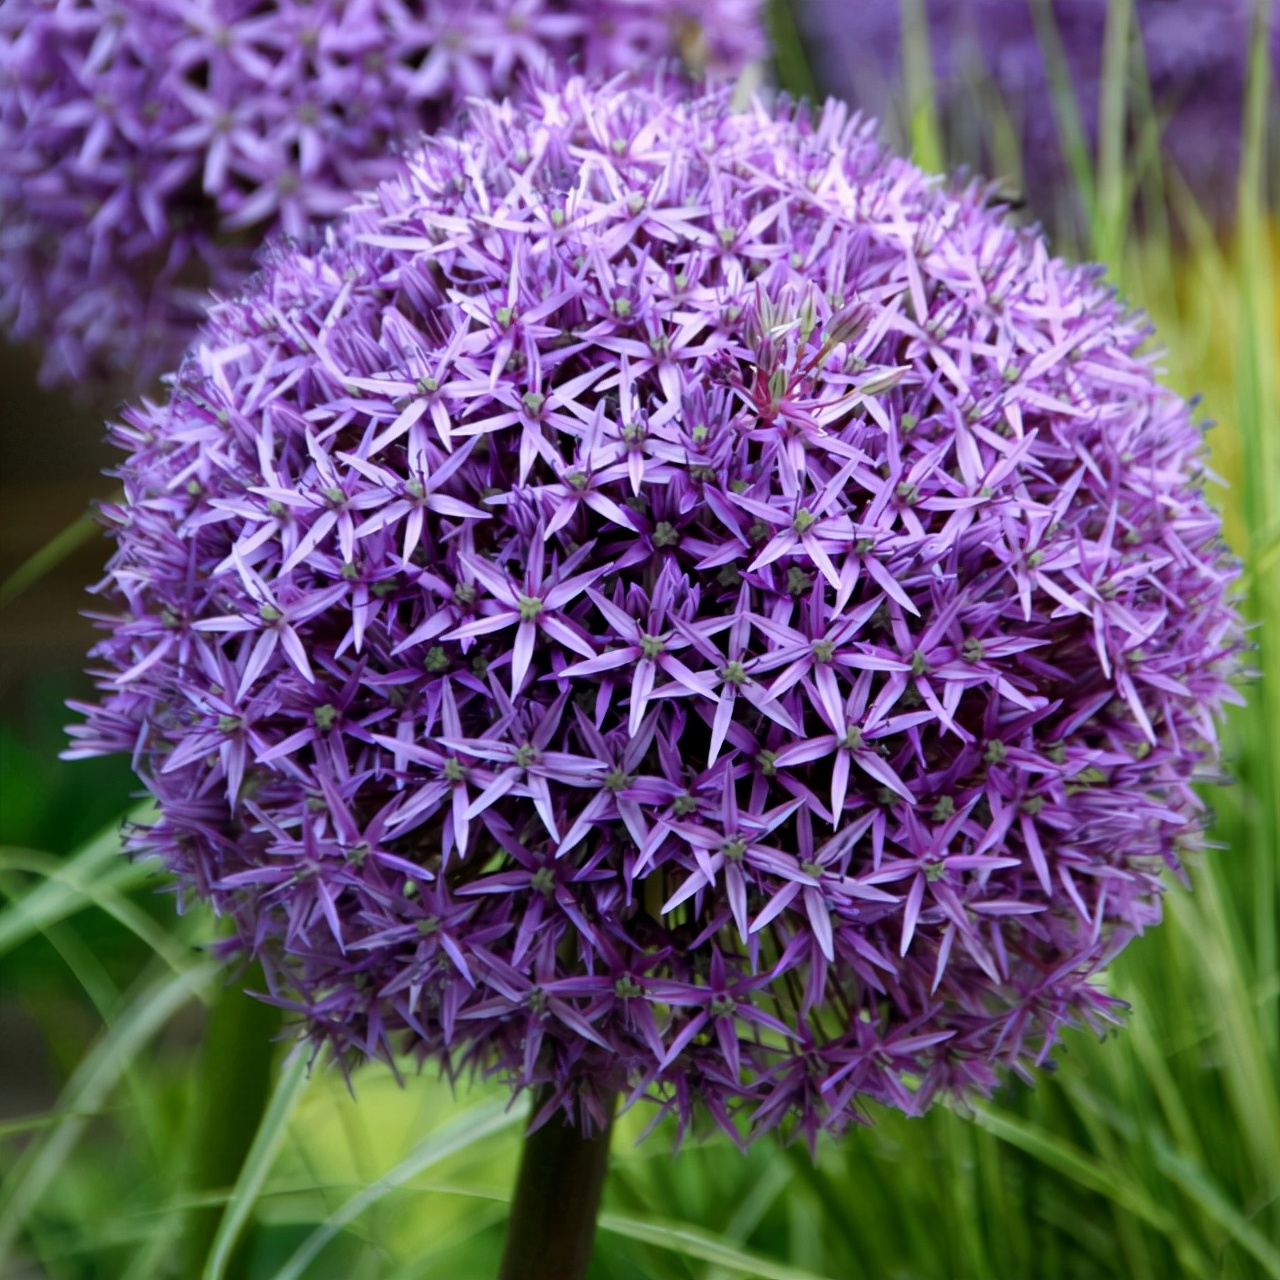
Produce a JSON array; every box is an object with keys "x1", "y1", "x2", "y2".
[
  {"x1": 0, "y1": 0, "x2": 764, "y2": 391},
  {"x1": 70, "y1": 76, "x2": 1241, "y2": 1142},
  {"x1": 792, "y1": 0, "x2": 1280, "y2": 233}
]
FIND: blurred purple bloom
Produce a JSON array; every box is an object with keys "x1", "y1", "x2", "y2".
[
  {"x1": 0, "y1": 0, "x2": 764, "y2": 390},
  {"x1": 793, "y1": 0, "x2": 1279, "y2": 233},
  {"x1": 70, "y1": 76, "x2": 1241, "y2": 1143}
]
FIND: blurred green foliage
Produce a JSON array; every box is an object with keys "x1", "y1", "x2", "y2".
[
  {"x1": 0, "y1": 674, "x2": 137, "y2": 855},
  {"x1": 2, "y1": 6, "x2": 1276, "y2": 1278}
]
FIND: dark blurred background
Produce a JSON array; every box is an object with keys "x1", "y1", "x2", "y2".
[
  {"x1": 0, "y1": 343, "x2": 131, "y2": 852},
  {"x1": 0, "y1": 344, "x2": 136, "y2": 1132}
]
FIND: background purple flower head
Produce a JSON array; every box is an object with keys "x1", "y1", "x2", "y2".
[
  {"x1": 792, "y1": 0, "x2": 1280, "y2": 235},
  {"x1": 70, "y1": 75, "x2": 1240, "y2": 1143},
  {"x1": 0, "y1": 0, "x2": 765, "y2": 391}
]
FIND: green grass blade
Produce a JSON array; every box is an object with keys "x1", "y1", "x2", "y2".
[
  {"x1": 0, "y1": 1107, "x2": 130, "y2": 1139},
  {"x1": 898, "y1": 0, "x2": 942, "y2": 172},
  {"x1": 0, "y1": 803, "x2": 156, "y2": 956},
  {"x1": 0, "y1": 847, "x2": 67, "y2": 874},
  {"x1": 0, "y1": 961, "x2": 217, "y2": 1271},
  {"x1": 1235, "y1": 0, "x2": 1279, "y2": 1070},
  {"x1": 271, "y1": 1095, "x2": 520, "y2": 1280},
  {"x1": 766, "y1": 0, "x2": 815, "y2": 100},
  {"x1": 181, "y1": 973, "x2": 283, "y2": 1280},
  {"x1": 0, "y1": 504, "x2": 104, "y2": 609},
  {"x1": 969, "y1": 1106, "x2": 1183, "y2": 1244},
  {"x1": 1150, "y1": 1134, "x2": 1280, "y2": 1275},
  {"x1": 376, "y1": 1206, "x2": 510, "y2": 1280},
  {"x1": 1173, "y1": 871, "x2": 1280, "y2": 1201},
  {"x1": 202, "y1": 1045, "x2": 311, "y2": 1280},
  {"x1": 1025, "y1": 0, "x2": 1097, "y2": 245},
  {"x1": 1093, "y1": 0, "x2": 1133, "y2": 271},
  {"x1": 75, "y1": 880, "x2": 199, "y2": 974},
  {"x1": 120, "y1": 1214, "x2": 187, "y2": 1280},
  {"x1": 598, "y1": 1210, "x2": 837, "y2": 1280},
  {"x1": 781, "y1": 1146, "x2": 864, "y2": 1270},
  {"x1": 0, "y1": 856, "x2": 197, "y2": 975},
  {"x1": 721, "y1": 1157, "x2": 792, "y2": 1245}
]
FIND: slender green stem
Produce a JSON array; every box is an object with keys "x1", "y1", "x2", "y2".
[
  {"x1": 497, "y1": 1088, "x2": 614, "y2": 1280},
  {"x1": 182, "y1": 968, "x2": 282, "y2": 1280},
  {"x1": 0, "y1": 498, "x2": 114, "y2": 609},
  {"x1": 1237, "y1": 0, "x2": 1279, "y2": 1083},
  {"x1": 898, "y1": 0, "x2": 942, "y2": 173},
  {"x1": 1094, "y1": 0, "x2": 1133, "y2": 273},
  {"x1": 1026, "y1": 0, "x2": 1097, "y2": 254},
  {"x1": 766, "y1": 0, "x2": 816, "y2": 101}
]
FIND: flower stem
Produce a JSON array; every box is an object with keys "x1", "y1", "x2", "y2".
[{"x1": 497, "y1": 1087, "x2": 614, "y2": 1280}]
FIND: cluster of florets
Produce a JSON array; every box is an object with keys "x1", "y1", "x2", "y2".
[
  {"x1": 0, "y1": 0, "x2": 763, "y2": 389},
  {"x1": 70, "y1": 78, "x2": 1240, "y2": 1141},
  {"x1": 794, "y1": 0, "x2": 1278, "y2": 231}
]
